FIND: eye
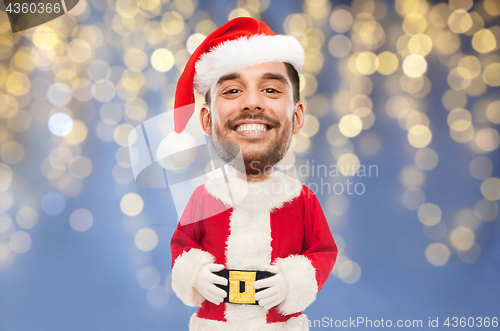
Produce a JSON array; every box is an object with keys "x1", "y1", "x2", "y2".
[
  {"x1": 223, "y1": 89, "x2": 240, "y2": 95},
  {"x1": 263, "y1": 88, "x2": 279, "y2": 94}
]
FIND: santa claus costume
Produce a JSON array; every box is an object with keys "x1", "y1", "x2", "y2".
[{"x1": 169, "y1": 17, "x2": 338, "y2": 331}]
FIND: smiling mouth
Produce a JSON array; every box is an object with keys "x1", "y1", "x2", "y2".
[{"x1": 233, "y1": 123, "x2": 273, "y2": 134}]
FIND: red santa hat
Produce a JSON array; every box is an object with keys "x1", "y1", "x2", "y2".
[{"x1": 173, "y1": 16, "x2": 305, "y2": 134}]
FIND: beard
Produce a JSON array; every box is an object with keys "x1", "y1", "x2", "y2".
[{"x1": 210, "y1": 111, "x2": 294, "y2": 177}]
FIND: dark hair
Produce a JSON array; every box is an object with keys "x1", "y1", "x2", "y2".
[{"x1": 204, "y1": 62, "x2": 300, "y2": 106}]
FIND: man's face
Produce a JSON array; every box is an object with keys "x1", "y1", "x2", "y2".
[{"x1": 199, "y1": 62, "x2": 304, "y2": 177}]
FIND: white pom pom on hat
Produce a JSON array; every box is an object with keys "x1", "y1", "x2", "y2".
[{"x1": 157, "y1": 131, "x2": 198, "y2": 171}]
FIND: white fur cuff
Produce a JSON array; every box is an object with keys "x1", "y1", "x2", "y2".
[
  {"x1": 275, "y1": 255, "x2": 318, "y2": 315},
  {"x1": 189, "y1": 312, "x2": 311, "y2": 331},
  {"x1": 171, "y1": 248, "x2": 215, "y2": 307}
]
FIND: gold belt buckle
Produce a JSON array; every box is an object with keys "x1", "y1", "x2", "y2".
[{"x1": 228, "y1": 270, "x2": 257, "y2": 304}]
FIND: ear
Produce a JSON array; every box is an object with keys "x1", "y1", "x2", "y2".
[
  {"x1": 199, "y1": 104, "x2": 211, "y2": 137},
  {"x1": 292, "y1": 101, "x2": 305, "y2": 134}
]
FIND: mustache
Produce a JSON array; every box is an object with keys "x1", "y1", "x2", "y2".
[{"x1": 227, "y1": 112, "x2": 280, "y2": 129}]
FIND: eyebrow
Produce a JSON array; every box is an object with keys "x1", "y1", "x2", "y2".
[
  {"x1": 261, "y1": 73, "x2": 289, "y2": 87},
  {"x1": 215, "y1": 72, "x2": 289, "y2": 87},
  {"x1": 216, "y1": 73, "x2": 241, "y2": 86}
]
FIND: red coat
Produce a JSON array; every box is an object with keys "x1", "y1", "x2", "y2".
[{"x1": 170, "y1": 171, "x2": 337, "y2": 330}]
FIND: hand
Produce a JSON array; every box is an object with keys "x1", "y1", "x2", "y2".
[
  {"x1": 195, "y1": 264, "x2": 228, "y2": 305},
  {"x1": 253, "y1": 265, "x2": 288, "y2": 310}
]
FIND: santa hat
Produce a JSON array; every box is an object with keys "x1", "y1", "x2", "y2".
[{"x1": 173, "y1": 17, "x2": 305, "y2": 134}]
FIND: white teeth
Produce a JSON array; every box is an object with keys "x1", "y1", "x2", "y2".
[{"x1": 235, "y1": 124, "x2": 268, "y2": 133}]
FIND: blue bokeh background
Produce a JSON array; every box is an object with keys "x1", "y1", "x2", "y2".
[{"x1": 0, "y1": 0, "x2": 499, "y2": 330}]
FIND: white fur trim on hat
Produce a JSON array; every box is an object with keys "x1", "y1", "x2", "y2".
[
  {"x1": 194, "y1": 34, "x2": 305, "y2": 96},
  {"x1": 171, "y1": 248, "x2": 215, "y2": 307},
  {"x1": 275, "y1": 254, "x2": 318, "y2": 315}
]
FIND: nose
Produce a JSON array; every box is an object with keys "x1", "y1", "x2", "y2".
[{"x1": 240, "y1": 86, "x2": 265, "y2": 112}]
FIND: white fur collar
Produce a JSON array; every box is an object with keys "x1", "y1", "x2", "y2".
[{"x1": 204, "y1": 170, "x2": 302, "y2": 213}]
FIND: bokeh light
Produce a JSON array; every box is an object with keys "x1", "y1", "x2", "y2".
[
  {"x1": 330, "y1": 9, "x2": 353, "y2": 33},
  {"x1": 482, "y1": 63, "x2": 500, "y2": 87},
  {"x1": 418, "y1": 203, "x2": 442, "y2": 226},
  {"x1": 40, "y1": 192, "x2": 66, "y2": 215},
  {"x1": 337, "y1": 260, "x2": 362, "y2": 284},
  {"x1": 469, "y1": 156, "x2": 493, "y2": 179},
  {"x1": 147, "y1": 284, "x2": 170, "y2": 308},
  {"x1": 376, "y1": 51, "x2": 399, "y2": 75},
  {"x1": 450, "y1": 226, "x2": 475, "y2": 251},
  {"x1": 138, "y1": 266, "x2": 161, "y2": 289},
  {"x1": 0, "y1": 141, "x2": 24, "y2": 164},
  {"x1": 69, "y1": 208, "x2": 93, "y2": 232},
  {"x1": 327, "y1": 194, "x2": 349, "y2": 216},
  {"x1": 408, "y1": 124, "x2": 432, "y2": 148},
  {"x1": 135, "y1": 228, "x2": 158, "y2": 252},
  {"x1": 480, "y1": 177, "x2": 500, "y2": 201},
  {"x1": 151, "y1": 48, "x2": 175, "y2": 72},
  {"x1": 401, "y1": 187, "x2": 425, "y2": 210},
  {"x1": 121, "y1": 193, "x2": 144, "y2": 216},
  {"x1": 403, "y1": 54, "x2": 427, "y2": 78},
  {"x1": 9, "y1": 231, "x2": 32, "y2": 254},
  {"x1": 0, "y1": 213, "x2": 13, "y2": 234},
  {"x1": 400, "y1": 165, "x2": 425, "y2": 187},
  {"x1": 414, "y1": 148, "x2": 438, "y2": 171},
  {"x1": 0, "y1": 163, "x2": 13, "y2": 192},
  {"x1": 472, "y1": 29, "x2": 497, "y2": 54},
  {"x1": 474, "y1": 199, "x2": 498, "y2": 222},
  {"x1": 475, "y1": 128, "x2": 499, "y2": 152},
  {"x1": 339, "y1": 114, "x2": 363, "y2": 137},
  {"x1": 47, "y1": 83, "x2": 73, "y2": 106},
  {"x1": 48, "y1": 113, "x2": 74, "y2": 137},
  {"x1": 425, "y1": 242, "x2": 451, "y2": 267},
  {"x1": 15, "y1": 206, "x2": 38, "y2": 229}
]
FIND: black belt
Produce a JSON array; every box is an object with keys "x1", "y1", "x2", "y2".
[{"x1": 214, "y1": 269, "x2": 274, "y2": 305}]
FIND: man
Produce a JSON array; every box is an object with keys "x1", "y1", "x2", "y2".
[{"x1": 170, "y1": 17, "x2": 337, "y2": 331}]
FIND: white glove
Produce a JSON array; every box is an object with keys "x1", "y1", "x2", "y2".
[
  {"x1": 253, "y1": 265, "x2": 288, "y2": 310},
  {"x1": 195, "y1": 263, "x2": 228, "y2": 305}
]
